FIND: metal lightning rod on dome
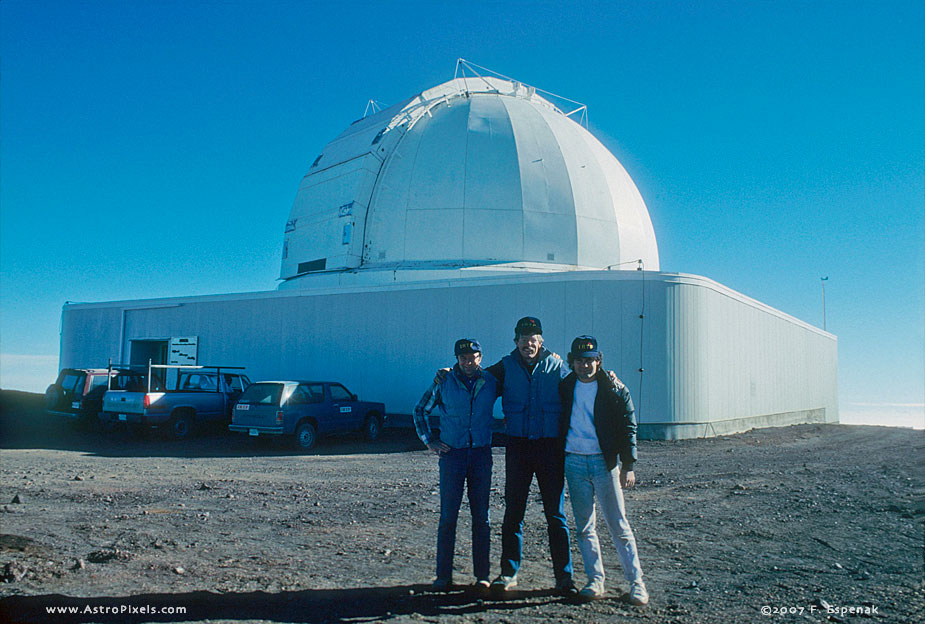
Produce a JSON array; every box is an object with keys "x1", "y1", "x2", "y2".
[{"x1": 454, "y1": 58, "x2": 588, "y2": 127}]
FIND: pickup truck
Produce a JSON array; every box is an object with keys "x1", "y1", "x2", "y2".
[
  {"x1": 45, "y1": 367, "x2": 161, "y2": 428},
  {"x1": 101, "y1": 364, "x2": 250, "y2": 439},
  {"x1": 228, "y1": 380, "x2": 386, "y2": 450}
]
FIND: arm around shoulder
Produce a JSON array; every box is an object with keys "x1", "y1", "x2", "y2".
[{"x1": 484, "y1": 360, "x2": 505, "y2": 393}]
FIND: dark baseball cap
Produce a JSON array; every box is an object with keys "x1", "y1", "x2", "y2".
[
  {"x1": 455, "y1": 338, "x2": 482, "y2": 356},
  {"x1": 515, "y1": 316, "x2": 542, "y2": 336},
  {"x1": 570, "y1": 335, "x2": 600, "y2": 358}
]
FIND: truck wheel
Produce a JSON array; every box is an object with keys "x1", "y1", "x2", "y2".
[
  {"x1": 363, "y1": 414, "x2": 382, "y2": 442},
  {"x1": 170, "y1": 412, "x2": 194, "y2": 440},
  {"x1": 294, "y1": 422, "x2": 317, "y2": 451}
]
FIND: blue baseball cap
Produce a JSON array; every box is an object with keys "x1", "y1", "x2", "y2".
[
  {"x1": 570, "y1": 335, "x2": 600, "y2": 359},
  {"x1": 455, "y1": 338, "x2": 482, "y2": 356}
]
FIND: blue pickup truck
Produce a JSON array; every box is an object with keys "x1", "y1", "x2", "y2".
[
  {"x1": 228, "y1": 381, "x2": 386, "y2": 450},
  {"x1": 101, "y1": 364, "x2": 250, "y2": 439}
]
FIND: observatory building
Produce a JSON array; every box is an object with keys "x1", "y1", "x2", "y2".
[{"x1": 59, "y1": 70, "x2": 838, "y2": 439}]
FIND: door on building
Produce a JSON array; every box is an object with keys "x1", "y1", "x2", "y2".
[{"x1": 130, "y1": 340, "x2": 168, "y2": 367}]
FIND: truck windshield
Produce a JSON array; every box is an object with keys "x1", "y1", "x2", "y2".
[{"x1": 238, "y1": 383, "x2": 283, "y2": 405}]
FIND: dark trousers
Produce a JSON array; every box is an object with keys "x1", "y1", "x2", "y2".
[
  {"x1": 500, "y1": 436, "x2": 572, "y2": 581},
  {"x1": 437, "y1": 445, "x2": 493, "y2": 581}
]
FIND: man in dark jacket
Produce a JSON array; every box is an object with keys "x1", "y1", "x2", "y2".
[{"x1": 558, "y1": 335, "x2": 648, "y2": 605}]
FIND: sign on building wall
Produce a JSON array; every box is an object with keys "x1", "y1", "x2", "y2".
[{"x1": 169, "y1": 337, "x2": 198, "y2": 365}]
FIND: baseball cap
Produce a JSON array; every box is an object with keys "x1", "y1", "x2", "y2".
[
  {"x1": 455, "y1": 338, "x2": 482, "y2": 356},
  {"x1": 570, "y1": 335, "x2": 600, "y2": 359},
  {"x1": 515, "y1": 316, "x2": 543, "y2": 336}
]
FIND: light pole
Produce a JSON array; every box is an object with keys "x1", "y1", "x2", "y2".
[{"x1": 820, "y1": 277, "x2": 829, "y2": 331}]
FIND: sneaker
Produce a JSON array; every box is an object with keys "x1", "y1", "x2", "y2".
[
  {"x1": 555, "y1": 576, "x2": 578, "y2": 597},
  {"x1": 491, "y1": 574, "x2": 517, "y2": 593},
  {"x1": 473, "y1": 579, "x2": 490, "y2": 598},
  {"x1": 431, "y1": 577, "x2": 453, "y2": 592},
  {"x1": 578, "y1": 580, "x2": 605, "y2": 601},
  {"x1": 627, "y1": 580, "x2": 649, "y2": 606}
]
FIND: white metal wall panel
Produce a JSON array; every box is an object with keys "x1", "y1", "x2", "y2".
[
  {"x1": 60, "y1": 272, "x2": 836, "y2": 440},
  {"x1": 661, "y1": 276, "x2": 837, "y2": 434},
  {"x1": 463, "y1": 95, "x2": 521, "y2": 214},
  {"x1": 404, "y1": 208, "x2": 464, "y2": 261},
  {"x1": 59, "y1": 307, "x2": 124, "y2": 367},
  {"x1": 404, "y1": 102, "x2": 469, "y2": 215},
  {"x1": 283, "y1": 153, "x2": 382, "y2": 274},
  {"x1": 363, "y1": 113, "x2": 428, "y2": 264},
  {"x1": 579, "y1": 127, "x2": 659, "y2": 270},
  {"x1": 500, "y1": 97, "x2": 574, "y2": 216},
  {"x1": 463, "y1": 209, "x2": 525, "y2": 262}
]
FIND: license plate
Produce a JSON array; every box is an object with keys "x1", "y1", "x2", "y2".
[
  {"x1": 237, "y1": 404, "x2": 249, "y2": 410},
  {"x1": 71, "y1": 402, "x2": 81, "y2": 409},
  {"x1": 118, "y1": 414, "x2": 127, "y2": 421},
  {"x1": 249, "y1": 428, "x2": 259, "y2": 437}
]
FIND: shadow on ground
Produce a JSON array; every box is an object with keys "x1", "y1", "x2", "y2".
[
  {"x1": 0, "y1": 585, "x2": 580, "y2": 623},
  {"x1": 0, "y1": 391, "x2": 424, "y2": 459}
]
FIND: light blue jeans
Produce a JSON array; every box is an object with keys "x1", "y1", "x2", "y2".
[{"x1": 564, "y1": 452, "x2": 644, "y2": 586}]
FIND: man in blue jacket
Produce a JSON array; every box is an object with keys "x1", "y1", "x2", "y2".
[
  {"x1": 413, "y1": 338, "x2": 501, "y2": 594},
  {"x1": 483, "y1": 317, "x2": 577, "y2": 596}
]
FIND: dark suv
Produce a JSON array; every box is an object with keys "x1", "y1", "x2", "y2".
[{"x1": 45, "y1": 368, "x2": 160, "y2": 427}]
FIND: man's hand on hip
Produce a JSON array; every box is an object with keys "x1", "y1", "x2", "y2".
[{"x1": 427, "y1": 441, "x2": 451, "y2": 455}]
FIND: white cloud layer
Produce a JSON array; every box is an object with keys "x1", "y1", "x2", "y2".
[
  {"x1": 840, "y1": 403, "x2": 924, "y2": 430},
  {"x1": 0, "y1": 354, "x2": 59, "y2": 393}
]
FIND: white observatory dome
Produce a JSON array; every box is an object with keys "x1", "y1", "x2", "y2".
[{"x1": 279, "y1": 75, "x2": 658, "y2": 288}]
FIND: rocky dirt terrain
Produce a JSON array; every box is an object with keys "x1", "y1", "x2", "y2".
[{"x1": 0, "y1": 390, "x2": 922, "y2": 623}]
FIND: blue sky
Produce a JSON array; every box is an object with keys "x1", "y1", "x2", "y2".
[{"x1": 1, "y1": 1, "x2": 922, "y2": 426}]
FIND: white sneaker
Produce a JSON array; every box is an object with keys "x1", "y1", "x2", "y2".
[
  {"x1": 491, "y1": 574, "x2": 517, "y2": 593},
  {"x1": 579, "y1": 580, "x2": 605, "y2": 600},
  {"x1": 627, "y1": 580, "x2": 649, "y2": 606}
]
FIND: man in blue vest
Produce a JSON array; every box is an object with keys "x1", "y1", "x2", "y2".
[
  {"x1": 483, "y1": 317, "x2": 577, "y2": 597},
  {"x1": 413, "y1": 338, "x2": 501, "y2": 595}
]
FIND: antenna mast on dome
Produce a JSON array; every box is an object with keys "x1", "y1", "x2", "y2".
[
  {"x1": 454, "y1": 58, "x2": 588, "y2": 127},
  {"x1": 363, "y1": 99, "x2": 385, "y2": 117}
]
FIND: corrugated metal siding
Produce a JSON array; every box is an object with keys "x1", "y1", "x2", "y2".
[
  {"x1": 60, "y1": 272, "x2": 836, "y2": 439},
  {"x1": 661, "y1": 276, "x2": 837, "y2": 431}
]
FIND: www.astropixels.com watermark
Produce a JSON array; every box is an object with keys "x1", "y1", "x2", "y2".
[{"x1": 45, "y1": 604, "x2": 187, "y2": 616}]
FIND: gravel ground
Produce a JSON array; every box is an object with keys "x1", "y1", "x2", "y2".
[{"x1": 0, "y1": 390, "x2": 922, "y2": 624}]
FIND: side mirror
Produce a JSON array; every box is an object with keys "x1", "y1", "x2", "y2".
[{"x1": 351, "y1": 394, "x2": 357, "y2": 401}]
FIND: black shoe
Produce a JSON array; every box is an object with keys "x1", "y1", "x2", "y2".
[
  {"x1": 473, "y1": 579, "x2": 491, "y2": 598},
  {"x1": 431, "y1": 577, "x2": 453, "y2": 592},
  {"x1": 555, "y1": 577, "x2": 578, "y2": 597}
]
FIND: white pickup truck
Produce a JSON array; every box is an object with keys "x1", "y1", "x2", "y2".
[{"x1": 101, "y1": 363, "x2": 250, "y2": 439}]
